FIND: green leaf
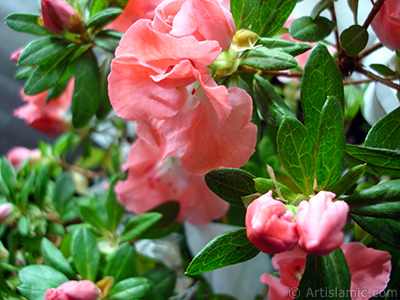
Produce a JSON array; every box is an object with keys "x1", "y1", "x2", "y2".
[
  {"x1": 78, "y1": 204, "x2": 107, "y2": 231},
  {"x1": 340, "y1": 25, "x2": 368, "y2": 57},
  {"x1": 253, "y1": 177, "x2": 298, "y2": 200},
  {"x1": 52, "y1": 172, "x2": 75, "y2": 215},
  {"x1": 143, "y1": 267, "x2": 177, "y2": 300},
  {"x1": 369, "y1": 63, "x2": 397, "y2": 77},
  {"x1": 96, "y1": 55, "x2": 113, "y2": 119},
  {"x1": 71, "y1": 227, "x2": 100, "y2": 281},
  {"x1": 296, "y1": 248, "x2": 351, "y2": 300},
  {"x1": 119, "y1": 213, "x2": 163, "y2": 243},
  {"x1": 301, "y1": 44, "x2": 344, "y2": 149},
  {"x1": 185, "y1": 228, "x2": 260, "y2": 275},
  {"x1": 18, "y1": 38, "x2": 70, "y2": 66},
  {"x1": 0, "y1": 158, "x2": 16, "y2": 202},
  {"x1": 241, "y1": 48, "x2": 297, "y2": 71},
  {"x1": 347, "y1": 0, "x2": 359, "y2": 22},
  {"x1": 253, "y1": 74, "x2": 295, "y2": 127},
  {"x1": 19, "y1": 171, "x2": 36, "y2": 208},
  {"x1": 90, "y1": 0, "x2": 110, "y2": 16},
  {"x1": 289, "y1": 16, "x2": 336, "y2": 42},
  {"x1": 41, "y1": 238, "x2": 76, "y2": 279},
  {"x1": 18, "y1": 265, "x2": 68, "y2": 300},
  {"x1": 345, "y1": 144, "x2": 400, "y2": 176},
  {"x1": 46, "y1": 78, "x2": 71, "y2": 103},
  {"x1": 105, "y1": 175, "x2": 125, "y2": 232},
  {"x1": 231, "y1": 0, "x2": 297, "y2": 37},
  {"x1": 316, "y1": 97, "x2": 345, "y2": 190},
  {"x1": 15, "y1": 67, "x2": 35, "y2": 80},
  {"x1": 72, "y1": 49, "x2": 101, "y2": 128},
  {"x1": 326, "y1": 164, "x2": 366, "y2": 197},
  {"x1": 94, "y1": 31, "x2": 121, "y2": 53},
  {"x1": 204, "y1": 168, "x2": 257, "y2": 208},
  {"x1": 256, "y1": 37, "x2": 312, "y2": 57},
  {"x1": 104, "y1": 243, "x2": 137, "y2": 283},
  {"x1": 87, "y1": 7, "x2": 123, "y2": 28},
  {"x1": 365, "y1": 106, "x2": 400, "y2": 150},
  {"x1": 108, "y1": 277, "x2": 153, "y2": 300},
  {"x1": 277, "y1": 117, "x2": 315, "y2": 195},
  {"x1": 5, "y1": 13, "x2": 53, "y2": 36},
  {"x1": 311, "y1": 0, "x2": 335, "y2": 19}
]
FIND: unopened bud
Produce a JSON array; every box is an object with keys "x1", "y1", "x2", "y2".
[
  {"x1": 0, "y1": 203, "x2": 13, "y2": 223},
  {"x1": 41, "y1": 0, "x2": 84, "y2": 34},
  {"x1": 231, "y1": 29, "x2": 260, "y2": 51}
]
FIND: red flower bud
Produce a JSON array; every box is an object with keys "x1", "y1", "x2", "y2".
[
  {"x1": 41, "y1": 0, "x2": 83, "y2": 34},
  {"x1": 371, "y1": 0, "x2": 400, "y2": 50}
]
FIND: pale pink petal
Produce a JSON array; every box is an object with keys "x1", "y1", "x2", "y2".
[
  {"x1": 272, "y1": 246, "x2": 306, "y2": 287},
  {"x1": 260, "y1": 273, "x2": 293, "y2": 300}
]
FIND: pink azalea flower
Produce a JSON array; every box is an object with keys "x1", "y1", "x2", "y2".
[
  {"x1": 0, "y1": 203, "x2": 13, "y2": 223},
  {"x1": 245, "y1": 191, "x2": 299, "y2": 254},
  {"x1": 14, "y1": 79, "x2": 73, "y2": 136},
  {"x1": 44, "y1": 280, "x2": 101, "y2": 300},
  {"x1": 296, "y1": 191, "x2": 349, "y2": 255},
  {"x1": 107, "y1": 0, "x2": 163, "y2": 32},
  {"x1": 115, "y1": 138, "x2": 229, "y2": 225},
  {"x1": 371, "y1": 0, "x2": 400, "y2": 51},
  {"x1": 6, "y1": 147, "x2": 41, "y2": 169},
  {"x1": 261, "y1": 243, "x2": 392, "y2": 300}
]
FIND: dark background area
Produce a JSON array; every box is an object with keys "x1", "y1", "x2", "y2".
[{"x1": 0, "y1": 1, "x2": 55, "y2": 155}]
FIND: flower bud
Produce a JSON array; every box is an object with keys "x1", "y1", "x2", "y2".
[
  {"x1": 0, "y1": 203, "x2": 13, "y2": 223},
  {"x1": 41, "y1": 0, "x2": 84, "y2": 34},
  {"x1": 231, "y1": 29, "x2": 259, "y2": 51},
  {"x1": 245, "y1": 191, "x2": 298, "y2": 254},
  {"x1": 371, "y1": 0, "x2": 400, "y2": 50},
  {"x1": 10, "y1": 48, "x2": 23, "y2": 63},
  {"x1": 296, "y1": 191, "x2": 349, "y2": 255},
  {"x1": 44, "y1": 280, "x2": 101, "y2": 300}
]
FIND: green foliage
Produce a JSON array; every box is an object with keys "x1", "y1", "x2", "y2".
[
  {"x1": 104, "y1": 243, "x2": 138, "y2": 283},
  {"x1": 41, "y1": 238, "x2": 76, "y2": 279},
  {"x1": 119, "y1": 213, "x2": 163, "y2": 243},
  {"x1": 289, "y1": 16, "x2": 336, "y2": 42},
  {"x1": 256, "y1": 38, "x2": 312, "y2": 57},
  {"x1": 340, "y1": 25, "x2": 368, "y2": 57},
  {"x1": 142, "y1": 267, "x2": 177, "y2": 300},
  {"x1": 5, "y1": 14, "x2": 53, "y2": 36},
  {"x1": 241, "y1": 48, "x2": 298, "y2": 71},
  {"x1": 87, "y1": 7, "x2": 124, "y2": 28},
  {"x1": 107, "y1": 277, "x2": 153, "y2": 300}
]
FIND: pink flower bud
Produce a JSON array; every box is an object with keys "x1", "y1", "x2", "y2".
[
  {"x1": 6, "y1": 147, "x2": 41, "y2": 169},
  {"x1": 10, "y1": 48, "x2": 23, "y2": 62},
  {"x1": 371, "y1": 0, "x2": 400, "y2": 50},
  {"x1": 41, "y1": 0, "x2": 82, "y2": 34},
  {"x1": 0, "y1": 203, "x2": 13, "y2": 223},
  {"x1": 296, "y1": 191, "x2": 349, "y2": 255},
  {"x1": 245, "y1": 191, "x2": 298, "y2": 254},
  {"x1": 44, "y1": 280, "x2": 101, "y2": 300}
]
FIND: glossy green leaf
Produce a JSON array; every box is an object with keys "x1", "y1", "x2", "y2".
[
  {"x1": 296, "y1": 248, "x2": 351, "y2": 300},
  {"x1": 253, "y1": 177, "x2": 297, "y2": 200},
  {"x1": 365, "y1": 106, "x2": 400, "y2": 150},
  {"x1": 289, "y1": 16, "x2": 336, "y2": 42},
  {"x1": 72, "y1": 49, "x2": 101, "y2": 128},
  {"x1": 185, "y1": 228, "x2": 260, "y2": 275},
  {"x1": 326, "y1": 164, "x2": 366, "y2": 197},
  {"x1": 316, "y1": 97, "x2": 345, "y2": 190},
  {"x1": 104, "y1": 243, "x2": 137, "y2": 283},
  {"x1": 90, "y1": 0, "x2": 109, "y2": 16},
  {"x1": 5, "y1": 13, "x2": 53, "y2": 36},
  {"x1": 96, "y1": 55, "x2": 113, "y2": 119},
  {"x1": 94, "y1": 31, "x2": 121, "y2": 53},
  {"x1": 52, "y1": 172, "x2": 75, "y2": 215},
  {"x1": 46, "y1": 78, "x2": 70, "y2": 103},
  {"x1": 18, "y1": 265, "x2": 68, "y2": 300},
  {"x1": 33, "y1": 166, "x2": 49, "y2": 209},
  {"x1": 143, "y1": 267, "x2": 177, "y2": 300},
  {"x1": 205, "y1": 168, "x2": 257, "y2": 208},
  {"x1": 108, "y1": 277, "x2": 153, "y2": 300},
  {"x1": 41, "y1": 238, "x2": 76, "y2": 279},
  {"x1": 19, "y1": 171, "x2": 36, "y2": 208},
  {"x1": 119, "y1": 212, "x2": 163, "y2": 242},
  {"x1": 301, "y1": 44, "x2": 344, "y2": 148},
  {"x1": 311, "y1": 0, "x2": 335, "y2": 19},
  {"x1": 256, "y1": 37, "x2": 312, "y2": 57},
  {"x1": 87, "y1": 7, "x2": 123, "y2": 28},
  {"x1": 105, "y1": 175, "x2": 125, "y2": 232},
  {"x1": 18, "y1": 38, "x2": 69, "y2": 66},
  {"x1": 0, "y1": 158, "x2": 16, "y2": 201},
  {"x1": 340, "y1": 25, "x2": 368, "y2": 57},
  {"x1": 369, "y1": 63, "x2": 396, "y2": 77},
  {"x1": 78, "y1": 205, "x2": 107, "y2": 231},
  {"x1": 345, "y1": 144, "x2": 400, "y2": 176},
  {"x1": 15, "y1": 67, "x2": 34, "y2": 80},
  {"x1": 71, "y1": 227, "x2": 100, "y2": 281},
  {"x1": 253, "y1": 74, "x2": 295, "y2": 126},
  {"x1": 231, "y1": 0, "x2": 297, "y2": 37},
  {"x1": 277, "y1": 117, "x2": 315, "y2": 195},
  {"x1": 241, "y1": 48, "x2": 297, "y2": 71}
]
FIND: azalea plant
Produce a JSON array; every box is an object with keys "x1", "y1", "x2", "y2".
[{"x1": 1, "y1": 0, "x2": 400, "y2": 299}]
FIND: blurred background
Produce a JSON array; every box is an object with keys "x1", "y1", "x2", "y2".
[{"x1": 0, "y1": 1, "x2": 55, "y2": 155}]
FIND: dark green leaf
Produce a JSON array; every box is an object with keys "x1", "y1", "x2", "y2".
[
  {"x1": 19, "y1": 171, "x2": 36, "y2": 208},
  {"x1": 345, "y1": 144, "x2": 400, "y2": 176},
  {"x1": 15, "y1": 67, "x2": 35, "y2": 80},
  {"x1": 108, "y1": 277, "x2": 153, "y2": 300},
  {"x1": 241, "y1": 48, "x2": 297, "y2": 71},
  {"x1": 311, "y1": 0, "x2": 335, "y2": 19},
  {"x1": 296, "y1": 248, "x2": 351, "y2": 300},
  {"x1": 87, "y1": 7, "x2": 123, "y2": 28},
  {"x1": 52, "y1": 172, "x2": 75, "y2": 215},
  {"x1": 256, "y1": 37, "x2": 312, "y2": 57},
  {"x1": 340, "y1": 25, "x2": 368, "y2": 57},
  {"x1": 46, "y1": 78, "x2": 71, "y2": 103},
  {"x1": 71, "y1": 227, "x2": 100, "y2": 281},
  {"x1": 105, "y1": 175, "x2": 125, "y2": 232},
  {"x1": 369, "y1": 63, "x2": 397, "y2": 77},
  {"x1": 185, "y1": 228, "x2": 260, "y2": 275},
  {"x1": 253, "y1": 177, "x2": 297, "y2": 200},
  {"x1": 104, "y1": 243, "x2": 137, "y2": 283},
  {"x1": 347, "y1": 0, "x2": 359, "y2": 22},
  {"x1": 78, "y1": 204, "x2": 107, "y2": 231},
  {"x1": 289, "y1": 16, "x2": 336, "y2": 42},
  {"x1": 365, "y1": 106, "x2": 400, "y2": 150},
  {"x1": 301, "y1": 44, "x2": 344, "y2": 148},
  {"x1": 5, "y1": 13, "x2": 53, "y2": 36},
  {"x1": 119, "y1": 212, "x2": 163, "y2": 242},
  {"x1": 253, "y1": 74, "x2": 295, "y2": 126},
  {"x1": 0, "y1": 158, "x2": 16, "y2": 201},
  {"x1": 72, "y1": 49, "x2": 101, "y2": 128},
  {"x1": 34, "y1": 166, "x2": 49, "y2": 209},
  {"x1": 18, "y1": 265, "x2": 68, "y2": 300},
  {"x1": 41, "y1": 238, "x2": 76, "y2": 279},
  {"x1": 96, "y1": 55, "x2": 113, "y2": 119},
  {"x1": 143, "y1": 267, "x2": 177, "y2": 300},
  {"x1": 326, "y1": 164, "x2": 366, "y2": 197},
  {"x1": 18, "y1": 38, "x2": 70, "y2": 66},
  {"x1": 277, "y1": 117, "x2": 315, "y2": 195},
  {"x1": 205, "y1": 168, "x2": 257, "y2": 208},
  {"x1": 316, "y1": 97, "x2": 345, "y2": 190}
]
